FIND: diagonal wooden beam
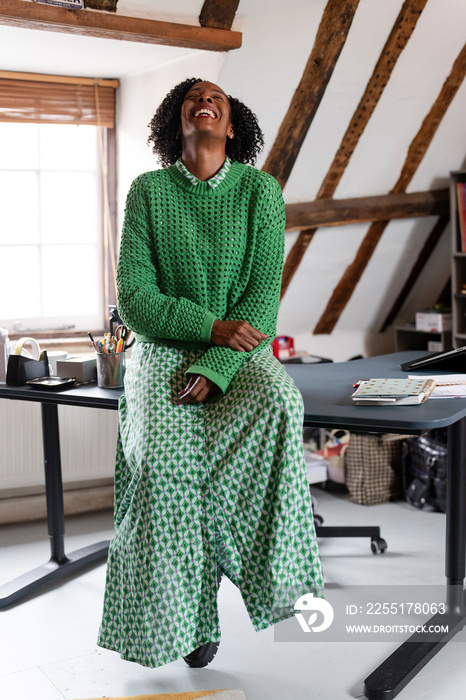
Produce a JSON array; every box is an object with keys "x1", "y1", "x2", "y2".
[
  {"x1": 281, "y1": 0, "x2": 427, "y2": 299},
  {"x1": 285, "y1": 189, "x2": 449, "y2": 231},
  {"x1": 379, "y1": 215, "x2": 450, "y2": 332},
  {"x1": 313, "y1": 41, "x2": 466, "y2": 334},
  {"x1": 262, "y1": 0, "x2": 360, "y2": 189},
  {"x1": 317, "y1": 0, "x2": 428, "y2": 200},
  {"x1": 394, "y1": 46, "x2": 466, "y2": 192},
  {"x1": 0, "y1": 0, "x2": 242, "y2": 51},
  {"x1": 199, "y1": 0, "x2": 240, "y2": 30},
  {"x1": 437, "y1": 276, "x2": 452, "y2": 308},
  {"x1": 314, "y1": 220, "x2": 389, "y2": 333}
]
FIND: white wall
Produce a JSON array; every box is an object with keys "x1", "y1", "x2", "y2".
[
  {"x1": 112, "y1": 0, "x2": 466, "y2": 361},
  {"x1": 217, "y1": 0, "x2": 466, "y2": 360}
]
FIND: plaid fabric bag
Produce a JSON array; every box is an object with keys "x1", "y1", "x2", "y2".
[{"x1": 344, "y1": 433, "x2": 406, "y2": 506}]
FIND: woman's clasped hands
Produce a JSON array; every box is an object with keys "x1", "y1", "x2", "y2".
[{"x1": 176, "y1": 319, "x2": 268, "y2": 405}]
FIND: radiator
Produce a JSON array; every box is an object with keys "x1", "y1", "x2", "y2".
[{"x1": 0, "y1": 399, "x2": 119, "y2": 492}]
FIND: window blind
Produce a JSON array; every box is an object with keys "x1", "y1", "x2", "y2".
[{"x1": 0, "y1": 72, "x2": 118, "y2": 127}]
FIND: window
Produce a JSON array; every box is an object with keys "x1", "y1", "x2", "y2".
[
  {"x1": 0, "y1": 72, "x2": 118, "y2": 335},
  {"x1": 0, "y1": 122, "x2": 103, "y2": 330}
]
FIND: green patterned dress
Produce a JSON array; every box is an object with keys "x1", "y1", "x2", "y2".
[{"x1": 97, "y1": 158, "x2": 324, "y2": 668}]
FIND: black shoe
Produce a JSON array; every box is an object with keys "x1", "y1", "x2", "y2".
[{"x1": 183, "y1": 640, "x2": 220, "y2": 668}]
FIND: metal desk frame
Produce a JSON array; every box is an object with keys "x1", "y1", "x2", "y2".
[
  {"x1": 286, "y1": 352, "x2": 466, "y2": 700},
  {"x1": 0, "y1": 384, "x2": 119, "y2": 610}
]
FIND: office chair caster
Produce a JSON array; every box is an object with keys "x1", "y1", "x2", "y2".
[{"x1": 370, "y1": 537, "x2": 387, "y2": 555}]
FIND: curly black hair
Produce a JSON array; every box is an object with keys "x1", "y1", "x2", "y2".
[{"x1": 147, "y1": 77, "x2": 264, "y2": 167}]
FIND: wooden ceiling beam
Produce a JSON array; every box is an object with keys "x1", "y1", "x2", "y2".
[
  {"x1": 394, "y1": 44, "x2": 466, "y2": 192},
  {"x1": 317, "y1": 0, "x2": 428, "y2": 200},
  {"x1": 262, "y1": 0, "x2": 360, "y2": 189},
  {"x1": 379, "y1": 215, "x2": 450, "y2": 332},
  {"x1": 313, "y1": 220, "x2": 388, "y2": 333},
  {"x1": 0, "y1": 0, "x2": 242, "y2": 51},
  {"x1": 437, "y1": 276, "x2": 452, "y2": 308},
  {"x1": 280, "y1": 0, "x2": 427, "y2": 299},
  {"x1": 285, "y1": 189, "x2": 449, "y2": 231},
  {"x1": 313, "y1": 41, "x2": 466, "y2": 334},
  {"x1": 199, "y1": 0, "x2": 240, "y2": 30}
]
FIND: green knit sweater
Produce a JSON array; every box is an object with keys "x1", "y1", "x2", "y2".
[{"x1": 116, "y1": 160, "x2": 285, "y2": 394}]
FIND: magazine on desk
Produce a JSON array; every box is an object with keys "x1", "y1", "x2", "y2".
[{"x1": 351, "y1": 377, "x2": 436, "y2": 405}]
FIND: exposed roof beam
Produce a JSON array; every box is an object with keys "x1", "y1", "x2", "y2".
[
  {"x1": 199, "y1": 0, "x2": 240, "y2": 30},
  {"x1": 313, "y1": 41, "x2": 466, "y2": 334},
  {"x1": 262, "y1": 0, "x2": 360, "y2": 189},
  {"x1": 379, "y1": 215, "x2": 450, "y2": 332},
  {"x1": 285, "y1": 189, "x2": 449, "y2": 231},
  {"x1": 0, "y1": 0, "x2": 242, "y2": 51},
  {"x1": 281, "y1": 0, "x2": 427, "y2": 300},
  {"x1": 437, "y1": 276, "x2": 452, "y2": 308},
  {"x1": 317, "y1": 0, "x2": 428, "y2": 200}
]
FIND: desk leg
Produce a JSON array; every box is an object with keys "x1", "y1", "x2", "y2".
[
  {"x1": 363, "y1": 417, "x2": 466, "y2": 700},
  {"x1": 0, "y1": 403, "x2": 109, "y2": 610}
]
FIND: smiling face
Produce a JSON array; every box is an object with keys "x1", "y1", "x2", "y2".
[{"x1": 179, "y1": 81, "x2": 234, "y2": 143}]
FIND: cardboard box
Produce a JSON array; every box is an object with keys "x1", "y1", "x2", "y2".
[
  {"x1": 56, "y1": 354, "x2": 97, "y2": 383},
  {"x1": 415, "y1": 310, "x2": 452, "y2": 333}
]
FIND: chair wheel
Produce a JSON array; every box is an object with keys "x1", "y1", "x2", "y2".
[
  {"x1": 183, "y1": 640, "x2": 220, "y2": 668},
  {"x1": 370, "y1": 537, "x2": 387, "y2": 555}
]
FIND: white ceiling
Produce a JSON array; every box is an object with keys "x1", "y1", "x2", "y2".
[
  {"x1": 0, "y1": 22, "x2": 198, "y2": 80},
  {"x1": 0, "y1": 0, "x2": 320, "y2": 80}
]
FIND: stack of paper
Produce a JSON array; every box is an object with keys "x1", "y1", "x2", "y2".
[
  {"x1": 409, "y1": 374, "x2": 466, "y2": 399},
  {"x1": 352, "y1": 377, "x2": 436, "y2": 405}
]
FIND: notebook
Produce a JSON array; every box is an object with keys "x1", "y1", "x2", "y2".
[{"x1": 352, "y1": 377, "x2": 436, "y2": 405}]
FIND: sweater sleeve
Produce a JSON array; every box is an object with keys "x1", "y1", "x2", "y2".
[
  {"x1": 116, "y1": 175, "x2": 216, "y2": 343},
  {"x1": 186, "y1": 175, "x2": 285, "y2": 394}
]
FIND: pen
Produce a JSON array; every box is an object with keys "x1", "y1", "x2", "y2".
[{"x1": 88, "y1": 331, "x2": 98, "y2": 351}]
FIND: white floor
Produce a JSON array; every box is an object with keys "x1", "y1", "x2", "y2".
[{"x1": 1, "y1": 488, "x2": 465, "y2": 700}]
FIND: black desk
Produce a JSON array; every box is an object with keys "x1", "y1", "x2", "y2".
[
  {"x1": 286, "y1": 352, "x2": 466, "y2": 700},
  {"x1": 0, "y1": 382, "x2": 120, "y2": 610},
  {"x1": 2, "y1": 351, "x2": 466, "y2": 700}
]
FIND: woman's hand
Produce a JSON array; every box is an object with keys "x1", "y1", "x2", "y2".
[
  {"x1": 177, "y1": 374, "x2": 220, "y2": 405},
  {"x1": 211, "y1": 319, "x2": 268, "y2": 352}
]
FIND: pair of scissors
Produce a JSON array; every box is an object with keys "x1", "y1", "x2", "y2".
[{"x1": 115, "y1": 324, "x2": 135, "y2": 351}]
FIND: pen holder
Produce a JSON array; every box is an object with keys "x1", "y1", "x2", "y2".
[{"x1": 96, "y1": 352, "x2": 126, "y2": 389}]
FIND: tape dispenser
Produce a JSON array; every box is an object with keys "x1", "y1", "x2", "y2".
[{"x1": 6, "y1": 337, "x2": 50, "y2": 386}]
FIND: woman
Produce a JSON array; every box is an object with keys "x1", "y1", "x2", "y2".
[{"x1": 97, "y1": 78, "x2": 324, "y2": 669}]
